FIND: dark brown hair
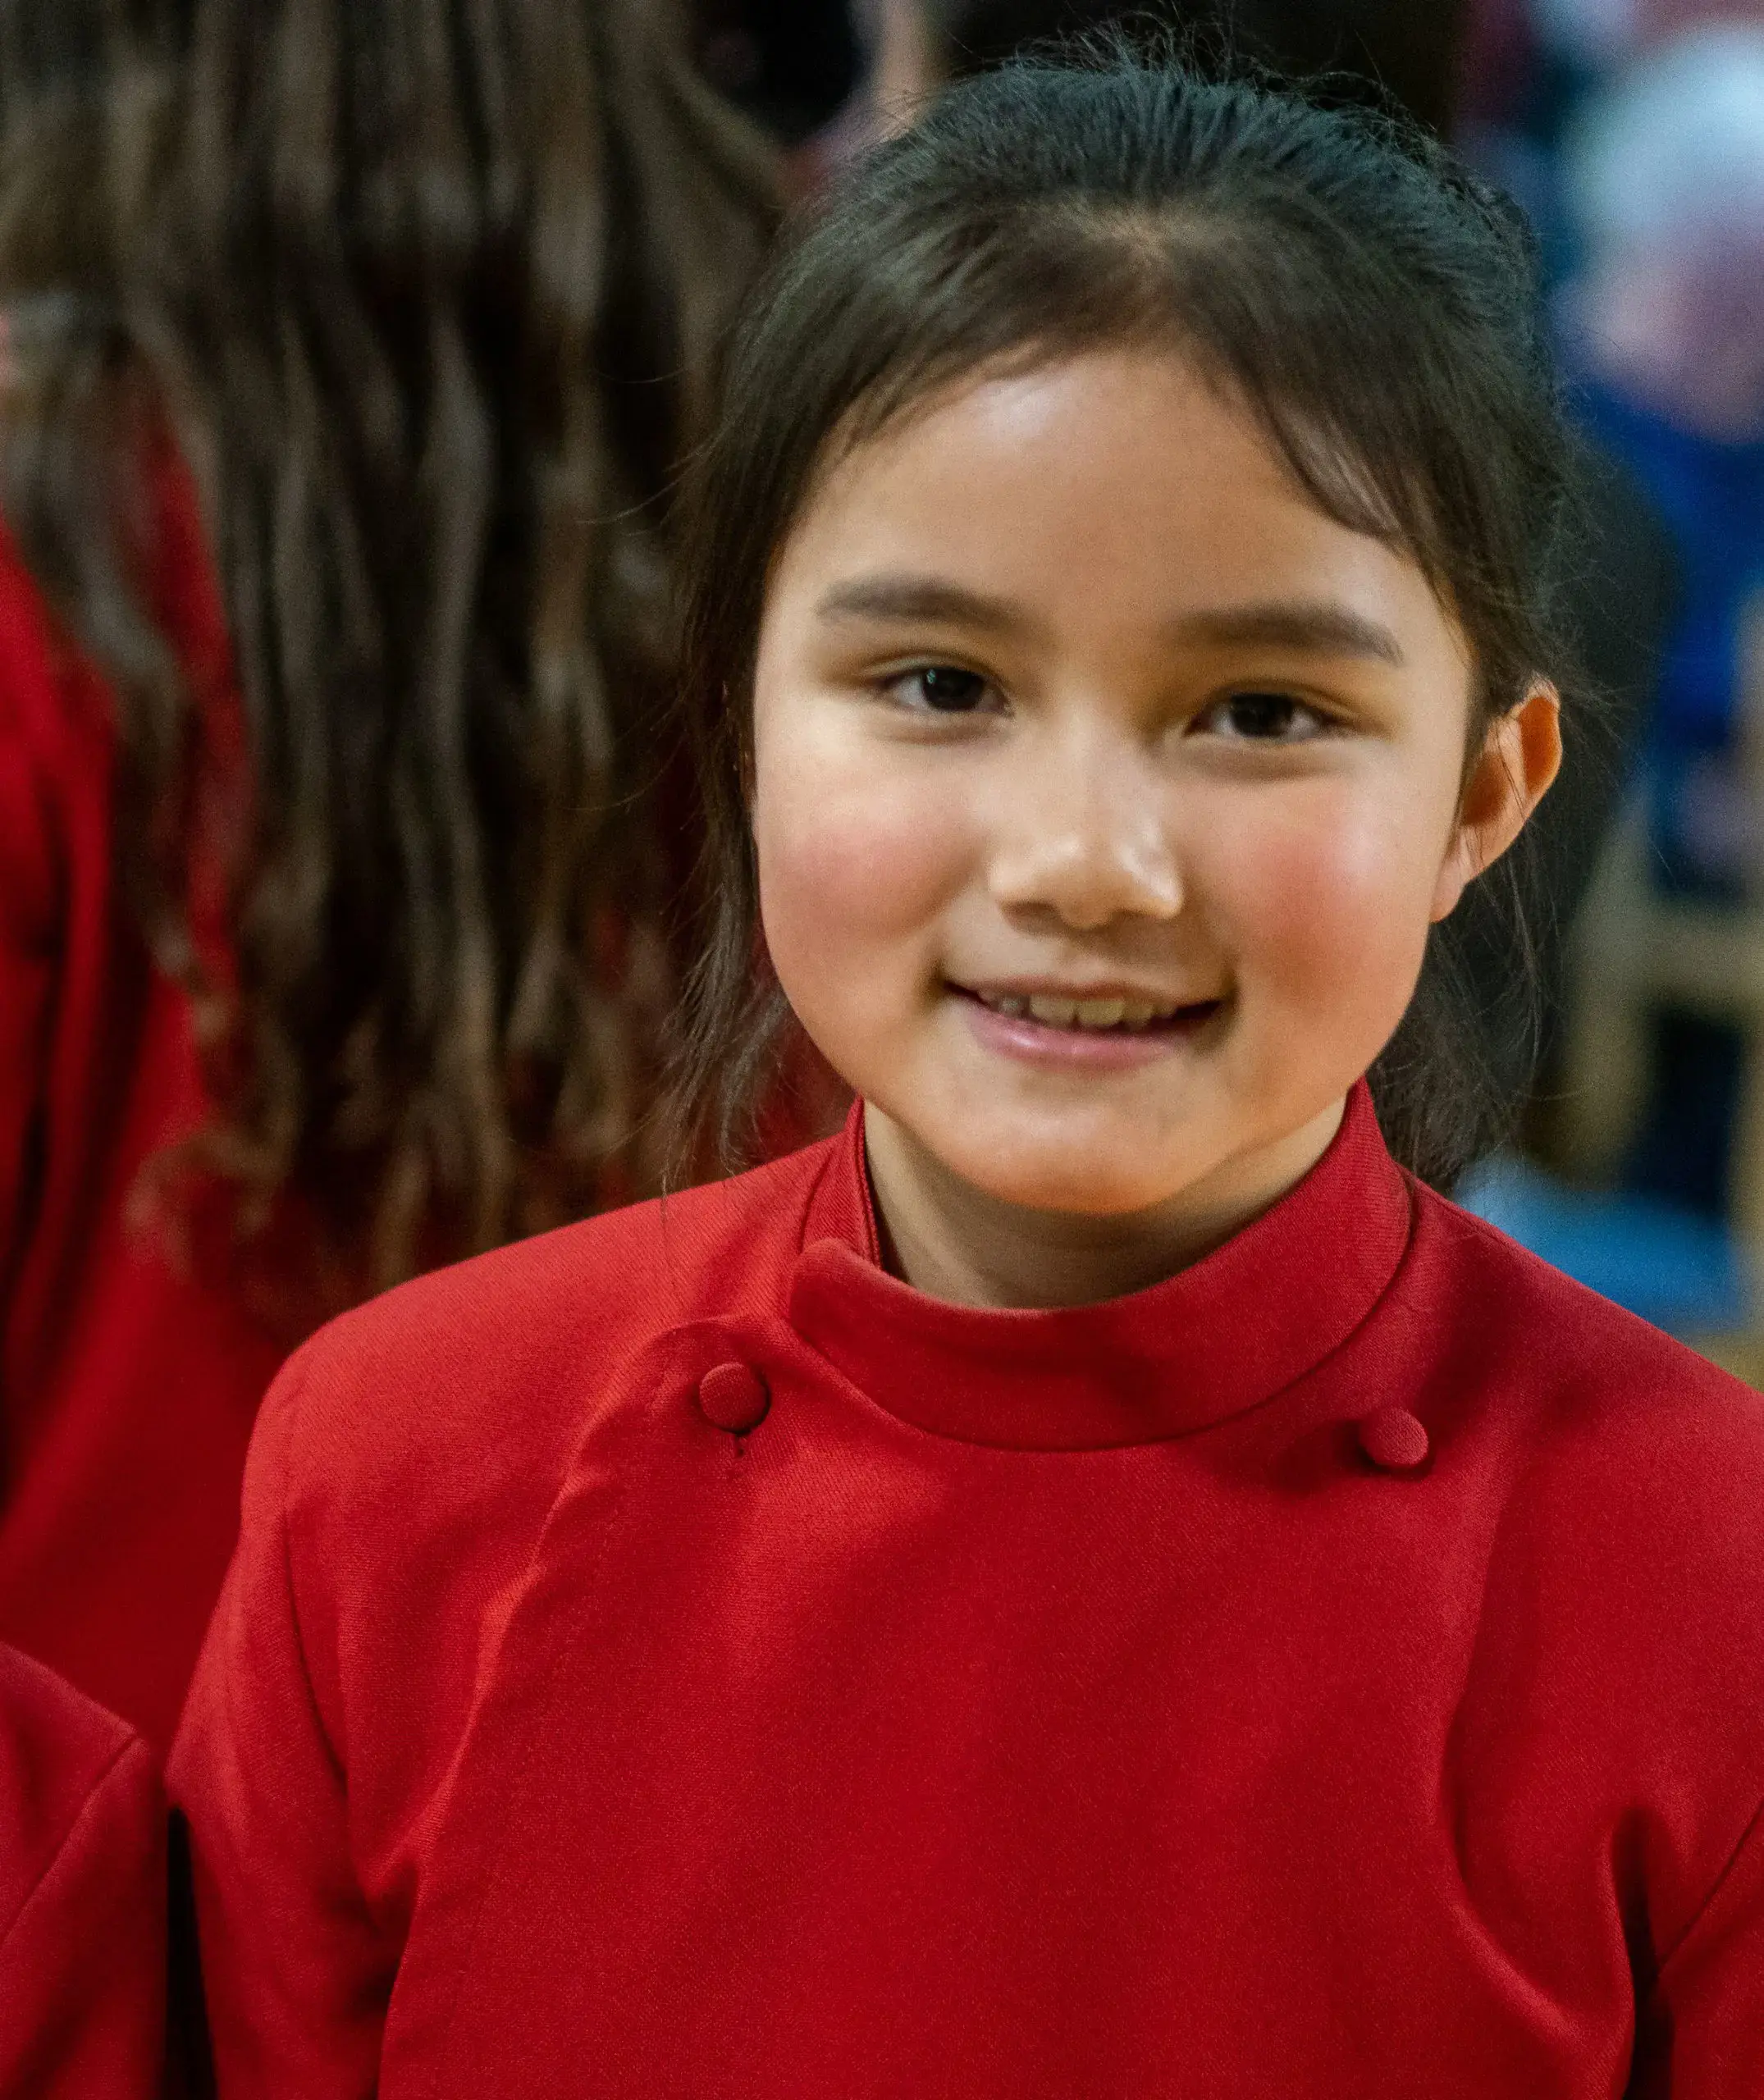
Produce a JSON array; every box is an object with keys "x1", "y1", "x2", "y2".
[
  {"x1": 0, "y1": 0, "x2": 778, "y2": 1287},
  {"x1": 669, "y1": 48, "x2": 1582, "y2": 1189}
]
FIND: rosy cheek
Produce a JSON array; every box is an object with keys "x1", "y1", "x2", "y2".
[
  {"x1": 1211, "y1": 792, "x2": 1437, "y2": 1009},
  {"x1": 754, "y1": 747, "x2": 973, "y2": 991}
]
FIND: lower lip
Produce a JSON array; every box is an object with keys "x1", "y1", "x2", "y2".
[{"x1": 955, "y1": 993, "x2": 1224, "y2": 1071}]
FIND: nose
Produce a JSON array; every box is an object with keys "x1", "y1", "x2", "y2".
[{"x1": 986, "y1": 724, "x2": 1182, "y2": 931}]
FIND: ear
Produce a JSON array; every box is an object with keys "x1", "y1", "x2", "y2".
[{"x1": 1429, "y1": 683, "x2": 1562, "y2": 924}]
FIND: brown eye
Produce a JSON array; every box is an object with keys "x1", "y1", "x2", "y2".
[
  {"x1": 1203, "y1": 692, "x2": 1325, "y2": 741},
  {"x1": 895, "y1": 665, "x2": 992, "y2": 714}
]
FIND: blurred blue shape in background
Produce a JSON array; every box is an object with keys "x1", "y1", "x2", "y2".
[{"x1": 1459, "y1": 1151, "x2": 1752, "y2": 1334}]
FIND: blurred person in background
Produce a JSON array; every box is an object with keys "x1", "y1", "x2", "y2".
[
  {"x1": 1557, "y1": 24, "x2": 1764, "y2": 1212},
  {"x1": 0, "y1": 0, "x2": 777, "y2": 1750},
  {"x1": 1562, "y1": 23, "x2": 1764, "y2": 895}
]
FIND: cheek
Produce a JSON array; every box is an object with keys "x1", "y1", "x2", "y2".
[
  {"x1": 752, "y1": 734, "x2": 973, "y2": 1010},
  {"x1": 1210, "y1": 785, "x2": 1443, "y2": 1014}
]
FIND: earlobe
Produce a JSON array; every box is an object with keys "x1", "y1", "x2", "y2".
[
  {"x1": 1429, "y1": 683, "x2": 1563, "y2": 924},
  {"x1": 1428, "y1": 841, "x2": 1474, "y2": 925}
]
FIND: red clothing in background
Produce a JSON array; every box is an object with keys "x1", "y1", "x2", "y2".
[
  {"x1": 0, "y1": 496, "x2": 286, "y2": 1753},
  {"x1": 170, "y1": 1085, "x2": 1764, "y2": 2096},
  {"x1": 0, "y1": 1641, "x2": 164, "y2": 2098}
]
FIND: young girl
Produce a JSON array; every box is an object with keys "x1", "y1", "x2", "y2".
[{"x1": 169, "y1": 52, "x2": 1764, "y2": 2094}]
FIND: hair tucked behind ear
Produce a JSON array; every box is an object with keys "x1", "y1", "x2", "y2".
[
  {"x1": 0, "y1": 0, "x2": 779, "y2": 1285},
  {"x1": 667, "y1": 45, "x2": 1587, "y2": 1191}
]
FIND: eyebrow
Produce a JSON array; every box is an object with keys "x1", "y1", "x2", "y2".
[
  {"x1": 1171, "y1": 602, "x2": 1405, "y2": 667},
  {"x1": 813, "y1": 574, "x2": 1034, "y2": 637},
  {"x1": 812, "y1": 574, "x2": 1405, "y2": 669}
]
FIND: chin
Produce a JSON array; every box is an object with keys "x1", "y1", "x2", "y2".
[{"x1": 956, "y1": 1141, "x2": 1187, "y2": 1220}]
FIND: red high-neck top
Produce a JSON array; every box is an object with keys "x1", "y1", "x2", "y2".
[
  {"x1": 168, "y1": 1086, "x2": 1764, "y2": 2096},
  {"x1": 0, "y1": 486, "x2": 287, "y2": 1754}
]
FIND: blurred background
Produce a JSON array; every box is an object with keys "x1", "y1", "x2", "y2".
[{"x1": 694, "y1": 0, "x2": 1764, "y2": 1379}]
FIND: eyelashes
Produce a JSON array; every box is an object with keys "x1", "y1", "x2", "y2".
[
  {"x1": 884, "y1": 665, "x2": 999, "y2": 714},
  {"x1": 880, "y1": 664, "x2": 1339, "y2": 742},
  {"x1": 1195, "y1": 692, "x2": 1336, "y2": 742}
]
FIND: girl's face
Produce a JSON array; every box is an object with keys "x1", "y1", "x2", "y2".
[{"x1": 752, "y1": 349, "x2": 1556, "y2": 1263}]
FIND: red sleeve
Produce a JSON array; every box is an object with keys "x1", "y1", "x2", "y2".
[
  {"x1": 0, "y1": 1650, "x2": 166, "y2": 2100},
  {"x1": 167, "y1": 1352, "x2": 393, "y2": 2098},
  {"x1": 1629, "y1": 1794, "x2": 1764, "y2": 2096}
]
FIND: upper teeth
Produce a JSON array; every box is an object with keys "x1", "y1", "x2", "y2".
[{"x1": 981, "y1": 992, "x2": 1177, "y2": 1029}]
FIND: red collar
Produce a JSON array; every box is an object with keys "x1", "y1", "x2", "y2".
[{"x1": 788, "y1": 1084, "x2": 1412, "y2": 1451}]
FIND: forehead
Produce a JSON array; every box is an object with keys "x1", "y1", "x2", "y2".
[{"x1": 768, "y1": 349, "x2": 1465, "y2": 668}]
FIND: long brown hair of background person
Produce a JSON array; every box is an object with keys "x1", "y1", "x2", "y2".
[{"x1": 0, "y1": 0, "x2": 777, "y2": 1286}]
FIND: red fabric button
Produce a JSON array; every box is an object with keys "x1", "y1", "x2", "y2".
[
  {"x1": 1357, "y1": 1405, "x2": 1430, "y2": 1473},
  {"x1": 696, "y1": 1362, "x2": 770, "y2": 1436}
]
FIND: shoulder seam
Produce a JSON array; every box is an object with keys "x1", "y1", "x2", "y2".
[{"x1": 272, "y1": 1349, "x2": 351, "y2": 1787}]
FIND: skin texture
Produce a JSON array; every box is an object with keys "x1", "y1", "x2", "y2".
[{"x1": 752, "y1": 350, "x2": 1561, "y2": 1308}]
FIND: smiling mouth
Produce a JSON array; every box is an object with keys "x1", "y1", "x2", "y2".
[{"x1": 956, "y1": 986, "x2": 1224, "y2": 1034}]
